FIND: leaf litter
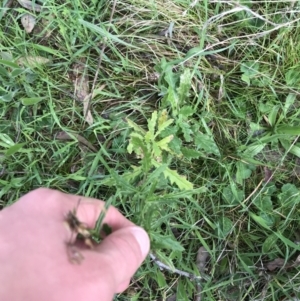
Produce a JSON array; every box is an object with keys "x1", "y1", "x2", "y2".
[
  {"x1": 21, "y1": 13, "x2": 36, "y2": 33},
  {"x1": 195, "y1": 246, "x2": 210, "y2": 301},
  {"x1": 55, "y1": 131, "x2": 97, "y2": 153},
  {"x1": 264, "y1": 254, "x2": 300, "y2": 271},
  {"x1": 71, "y1": 59, "x2": 94, "y2": 125},
  {"x1": 17, "y1": 0, "x2": 44, "y2": 12}
]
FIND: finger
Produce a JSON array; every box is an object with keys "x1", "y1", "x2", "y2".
[
  {"x1": 17, "y1": 188, "x2": 134, "y2": 231},
  {"x1": 74, "y1": 199, "x2": 134, "y2": 231},
  {"x1": 94, "y1": 226, "x2": 150, "y2": 287}
]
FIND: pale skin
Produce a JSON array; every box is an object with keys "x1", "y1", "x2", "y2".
[{"x1": 0, "y1": 188, "x2": 150, "y2": 301}]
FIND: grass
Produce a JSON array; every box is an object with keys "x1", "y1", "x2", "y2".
[{"x1": 2, "y1": 0, "x2": 300, "y2": 300}]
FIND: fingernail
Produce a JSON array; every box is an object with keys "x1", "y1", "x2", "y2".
[{"x1": 129, "y1": 227, "x2": 150, "y2": 258}]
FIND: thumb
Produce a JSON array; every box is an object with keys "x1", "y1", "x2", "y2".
[{"x1": 96, "y1": 226, "x2": 150, "y2": 287}]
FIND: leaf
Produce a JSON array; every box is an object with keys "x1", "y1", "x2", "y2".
[
  {"x1": 236, "y1": 161, "x2": 252, "y2": 184},
  {"x1": 127, "y1": 118, "x2": 146, "y2": 134},
  {"x1": 71, "y1": 59, "x2": 93, "y2": 125},
  {"x1": 196, "y1": 246, "x2": 210, "y2": 275},
  {"x1": 222, "y1": 185, "x2": 244, "y2": 205},
  {"x1": 262, "y1": 234, "x2": 278, "y2": 253},
  {"x1": 55, "y1": 131, "x2": 97, "y2": 152},
  {"x1": 276, "y1": 125, "x2": 300, "y2": 135},
  {"x1": 242, "y1": 143, "x2": 266, "y2": 158},
  {"x1": 21, "y1": 14, "x2": 36, "y2": 33},
  {"x1": 253, "y1": 195, "x2": 273, "y2": 212},
  {"x1": 278, "y1": 183, "x2": 300, "y2": 208},
  {"x1": 181, "y1": 147, "x2": 202, "y2": 159},
  {"x1": 195, "y1": 133, "x2": 220, "y2": 156},
  {"x1": 148, "y1": 111, "x2": 157, "y2": 136},
  {"x1": 153, "y1": 234, "x2": 185, "y2": 252},
  {"x1": 249, "y1": 212, "x2": 270, "y2": 230},
  {"x1": 17, "y1": 56, "x2": 51, "y2": 67},
  {"x1": 158, "y1": 110, "x2": 168, "y2": 127},
  {"x1": 152, "y1": 160, "x2": 193, "y2": 190},
  {"x1": 20, "y1": 97, "x2": 44, "y2": 105},
  {"x1": 179, "y1": 105, "x2": 194, "y2": 118},
  {"x1": 155, "y1": 135, "x2": 173, "y2": 150},
  {"x1": 267, "y1": 105, "x2": 279, "y2": 127},
  {"x1": 283, "y1": 93, "x2": 296, "y2": 116},
  {"x1": 265, "y1": 258, "x2": 286, "y2": 271},
  {"x1": 18, "y1": 0, "x2": 43, "y2": 12},
  {"x1": 217, "y1": 216, "x2": 233, "y2": 239},
  {"x1": 177, "y1": 69, "x2": 192, "y2": 103},
  {"x1": 0, "y1": 134, "x2": 14, "y2": 147},
  {"x1": 179, "y1": 122, "x2": 193, "y2": 142},
  {"x1": 259, "y1": 212, "x2": 275, "y2": 227},
  {"x1": 0, "y1": 91, "x2": 18, "y2": 102},
  {"x1": 0, "y1": 59, "x2": 20, "y2": 69},
  {"x1": 5, "y1": 143, "x2": 26, "y2": 156}
]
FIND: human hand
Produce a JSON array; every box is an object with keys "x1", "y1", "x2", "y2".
[{"x1": 0, "y1": 188, "x2": 150, "y2": 301}]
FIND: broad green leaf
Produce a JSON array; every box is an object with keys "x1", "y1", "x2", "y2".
[
  {"x1": 11, "y1": 68, "x2": 25, "y2": 77},
  {"x1": 156, "y1": 119, "x2": 174, "y2": 137},
  {"x1": 217, "y1": 216, "x2": 233, "y2": 239},
  {"x1": 179, "y1": 105, "x2": 194, "y2": 118},
  {"x1": 5, "y1": 143, "x2": 26, "y2": 156},
  {"x1": 278, "y1": 183, "x2": 300, "y2": 209},
  {"x1": 126, "y1": 118, "x2": 146, "y2": 134},
  {"x1": 259, "y1": 212, "x2": 275, "y2": 227},
  {"x1": 195, "y1": 133, "x2": 220, "y2": 156},
  {"x1": 177, "y1": 69, "x2": 192, "y2": 103},
  {"x1": 167, "y1": 86, "x2": 178, "y2": 114},
  {"x1": 276, "y1": 125, "x2": 300, "y2": 135},
  {"x1": 0, "y1": 91, "x2": 17, "y2": 102},
  {"x1": 147, "y1": 111, "x2": 157, "y2": 138},
  {"x1": 152, "y1": 160, "x2": 193, "y2": 190},
  {"x1": 253, "y1": 195, "x2": 273, "y2": 212},
  {"x1": 179, "y1": 121, "x2": 193, "y2": 142},
  {"x1": 285, "y1": 68, "x2": 300, "y2": 86},
  {"x1": 240, "y1": 61, "x2": 260, "y2": 77},
  {"x1": 249, "y1": 212, "x2": 270, "y2": 230},
  {"x1": 153, "y1": 234, "x2": 185, "y2": 252},
  {"x1": 21, "y1": 97, "x2": 44, "y2": 106},
  {"x1": 156, "y1": 135, "x2": 173, "y2": 150},
  {"x1": 0, "y1": 59, "x2": 19, "y2": 69},
  {"x1": 267, "y1": 105, "x2": 279, "y2": 127},
  {"x1": 242, "y1": 144, "x2": 266, "y2": 157},
  {"x1": 156, "y1": 270, "x2": 167, "y2": 288},
  {"x1": 262, "y1": 234, "x2": 278, "y2": 253},
  {"x1": 177, "y1": 280, "x2": 190, "y2": 301},
  {"x1": 0, "y1": 65, "x2": 8, "y2": 77},
  {"x1": 241, "y1": 74, "x2": 250, "y2": 85},
  {"x1": 236, "y1": 161, "x2": 252, "y2": 185},
  {"x1": 100, "y1": 167, "x2": 142, "y2": 186},
  {"x1": 222, "y1": 185, "x2": 244, "y2": 205},
  {"x1": 0, "y1": 134, "x2": 14, "y2": 146},
  {"x1": 280, "y1": 139, "x2": 300, "y2": 158},
  {"x1": 283, "y1": 93, "x2": 296, "y2": 116},
  {"x1": 158, "y1": 110, "x2": 168, "y2": 127},
  {"x1": 181, "y1": 147, "x2": 202, "y2": 159}
]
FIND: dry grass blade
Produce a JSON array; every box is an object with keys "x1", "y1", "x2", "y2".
[
  {"x1": 21, "y1": 13, "x2": 36, "y2": 33},
  {"x1": 196, "y1": 246, "x2": 209, "y2": 275},
  {"x1": 194, "y1": 246, "x2": 210, "y2": 301},
  {"x1": 55, "y1": 131, "x2": 97, "y2": 152},
  {"x1": 71, "y1": 59, "x2": 93, "y2": 125}
]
